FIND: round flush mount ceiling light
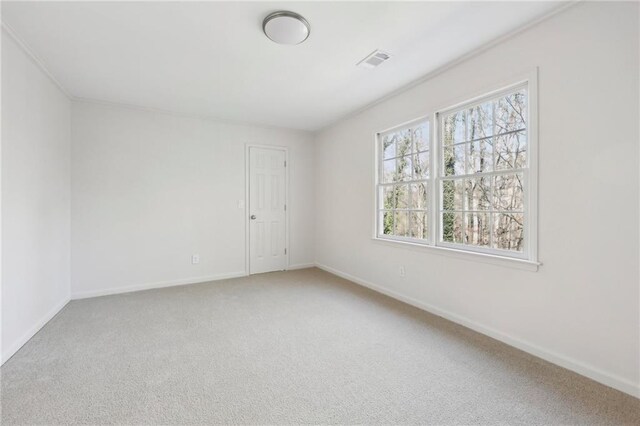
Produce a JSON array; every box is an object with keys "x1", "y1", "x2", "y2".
[{"x1": 263, "y1": 11, "x2": 310, "y2": 45}]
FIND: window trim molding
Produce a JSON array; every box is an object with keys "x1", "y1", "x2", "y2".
[
  {"x1": 372, "y1": 237, "x2": 540, "y2": 271},
  {"x1": 372, "y1": 68, "x2": 539, "y2": 270}
]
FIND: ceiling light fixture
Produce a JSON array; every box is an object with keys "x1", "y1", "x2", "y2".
[{"x1": 263, "y1": 11, "x2": 310, "y2": 45}]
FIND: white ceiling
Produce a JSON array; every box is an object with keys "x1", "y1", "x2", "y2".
[{"x1": 2, "y1": 1, "x2": 566, "y2": 131}]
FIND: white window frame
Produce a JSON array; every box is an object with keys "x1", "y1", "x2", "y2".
[
  {"x1": 373, "y1": 70, "x2": 539, "y2": 270},
  {"x1": 375, "y1": 117, "x2": 433, "y2": 246}
]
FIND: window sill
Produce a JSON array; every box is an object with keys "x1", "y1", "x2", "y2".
[{"x1": 372, "y1": 237, "x2": 540, "y2": 272}]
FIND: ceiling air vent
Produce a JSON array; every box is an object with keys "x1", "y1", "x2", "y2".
[{"x1": 357, "y1": 49, "x2": 391, "y2": 68}]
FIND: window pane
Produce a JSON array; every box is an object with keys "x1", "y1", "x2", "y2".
[
  {"x1": 468, "y1": 139, "x2": 493, "y2": 174},
  {"x1": 468, "y1": 102, "x2": 493, "y2": 141},
  {"x1": 493, "y1": 213, "x2": 524, "y2": 251},
  {"x1": 442, "y1": 179, "x2": 464, "y2": 211},
  {"x1": 465, "y1": 212, "x2": 490, "y2": 247},
  {"x1": 382, "y1": 133, "x2": 397, "y2": 159},
  {"x1": 413, "y1": 122, "x2": 429, "y2": 152},
  {"x1": 396, "y1": 129, "x2": 412, "y2": 157},
  {"x1": 383, "y1": 158, "x2": 396, "y2": 183},
  {"x1": 381, "y1": 210, "x2": 394, "y2": 235},
  {"x1": 394, "y1": 211, "x2": 410, "y2": 237},
  {"x1": 443, "y1": 143, "x2": 466, "y2": 176},
  {"x1": 443, "y1": 110, "x2": 466, "y2": 144},
  {"x1": 493, "y1": 173, "x2": 524, "y2": 212},
  {"x1": 410, "y1": 183, "x2": 428, "y2": 210},
  {"x1": 442, "y1": 145, "x2": 453, "y2": 176},
  {"x1": 395, "y1": 184, "x2": 409, "y2": 209},
  {"x1": 442, "y1": 212, "x2": 463, "y2": 243},
  {"x1": 495, "y1": 90, "x2": 527, "y2": 134},
  {"x1": 379, "y1": 185, "x2": 409, "y2": 210},
  {"x1": 380, "y1": 186, "x2": 396, "y2": 210},
  {"x1": 410, "y1": 211, "x2": 428, "y2": 239},
  {"x1": 495, "y1": 131, "x2": 526, "y2": 170},
  {"x1": 414, "y1": 151, "x2": 429, "y2": 179},
  {"x1": 466, "y1": 177, "x2": 491, "y2": 211},
  {"x1": 398, "y1": 156, "x2": 412, "y2": 181}
]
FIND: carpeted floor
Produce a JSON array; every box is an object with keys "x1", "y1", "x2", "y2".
[{"x1": 1, "y1": 268, "x2": 639, "y2": 424}]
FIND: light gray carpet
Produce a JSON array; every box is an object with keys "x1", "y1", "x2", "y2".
[{"x1": 2, "y1": 268, "x2": 639, "y2": 425}]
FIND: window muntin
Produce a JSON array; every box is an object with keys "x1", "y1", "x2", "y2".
[
  {"x1": 439, "y1": 86, "x2": 528, "y2": 256},
  {"x1": 377, "y1": 120, "x2": 430, "y2": 242}
]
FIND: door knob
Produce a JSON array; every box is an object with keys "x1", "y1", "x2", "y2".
[{"x1": 250, "y1": 215, "x2": 256, "y2": 220}]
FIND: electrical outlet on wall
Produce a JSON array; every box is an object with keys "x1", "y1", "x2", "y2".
[
  {"x1": 399, "y1": 266, "x2": 405, "y2": 277},
  {"x1": 191, "y1": 254, "x2": 200, "y2": 264}
]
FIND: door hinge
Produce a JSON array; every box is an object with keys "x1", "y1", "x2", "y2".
[
  {"x1": 284, "y1": 204, "x2": 287, "y2": 211},
  {"x1": 284, "y1": 248, "x2": 287, "y2": 255},
  {"x1": 284, "y1": 160, "x2": 287, "y2": 167}
]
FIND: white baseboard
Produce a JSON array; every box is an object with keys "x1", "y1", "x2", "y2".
[
  {"x1": 314, "y1": 262, "x2": 640, "y2": 399},
  {"x1": 288, "y1": 263, "x2": 315, "y2": 270},
  {"x1": 1, "y1": 297, "x2": 70, "y2": 365},
  {"x1": 71, "y1": 271, "x2": 247, "y2": 300}
]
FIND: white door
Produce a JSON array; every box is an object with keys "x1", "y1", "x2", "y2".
[{"x1": 248, "y1": 147, "x2": 287, "y2": 274}]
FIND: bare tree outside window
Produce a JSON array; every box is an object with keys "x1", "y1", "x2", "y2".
[
  {"x1": 441, "y1": 88, "x2": 527, "y2": 252},
  {"x1": 376, "y1": 82, "x2": 532, "y2": 261},
  {"x1": 378, "y1": 120, "x2": 430, "y2": 241}
]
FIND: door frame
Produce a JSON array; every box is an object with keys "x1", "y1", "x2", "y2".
[{"x1": 244, "y1": 144, "x2": 290, "y2": 275}]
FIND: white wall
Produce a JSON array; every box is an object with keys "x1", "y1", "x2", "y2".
[
  {"x1": 314, "y1": 1, "x2": 639, "y2": 397},
  {"x1": 71, "y1": 102, "x2": 314, "y2": 298},
  {"x1": 1, "y1": 30, "x2": 72, "y2": 362}
]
